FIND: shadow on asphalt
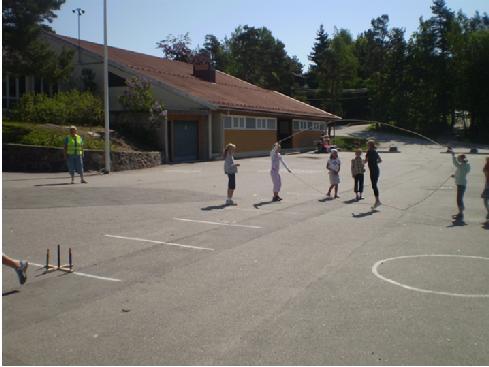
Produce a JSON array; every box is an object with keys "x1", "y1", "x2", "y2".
[
  {"x1": 447, "y1": 217, "x2": 467, "y2": 227},
  {"x1": 352, "y1": 209, "x2": 379, "y2": 218},
  {"x1": 201, "y1": 204, "x2": 229, "y2": 211},
  {"x1": 34, "y1": 183, "x2": 72, "y2": 187},
  {"x1": 2, "y1": 290, "x2": 19, "y2": 297},
  {"x1": 318, "y1": 197, "x2": 334, "y2": 203},
  {"x1": 253, "y1": 200, "x2": 275, "y2": 209},
  {"x1": 343, "y1": 198, "x2": 358, "y2": 204}
]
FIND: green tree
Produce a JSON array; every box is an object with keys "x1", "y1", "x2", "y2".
[
  {"x1": 202, "y1": 34, "x2": 229, "y2": 70},
  {"x1": 316, "y1": 28, "x2": 358, "y2": 115},
  {"x1": 2, "y1": 0, "x2": 74, "y2": 82},
  {"x1": 226, "y1": 25, "x2": 303, "y2": 94}
]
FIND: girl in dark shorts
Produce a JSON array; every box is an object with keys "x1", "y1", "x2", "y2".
[
  {"x1": 223, "y1": 143, "x2": 240, "y2": 205},
  {"x1": 365, "y1": 140, "x2": 382, "y2": 209}
]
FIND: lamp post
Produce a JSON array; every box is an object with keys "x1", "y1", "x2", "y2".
[
  {"x1": 72, "y1": 8, "x2": 85, "y2": 63},
  {"x1": 103, "y1": 0, "x2": 110, "y2": 173}
]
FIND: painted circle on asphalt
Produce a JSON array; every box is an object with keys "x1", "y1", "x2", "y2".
[{"x1": 372, "y1": 255, "x2": 489, "y2": 298}]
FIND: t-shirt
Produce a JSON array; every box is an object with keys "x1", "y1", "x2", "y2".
[
  {"x1": 270, "y1": 150, "x2": 289, "y2": 172},
  {"x1": 327, "y1": 158, "x2": 340, "y2": 173},
  {"x1": 366, "y1": 149, "x2": 380, "y2": 170},
  {"x1": 224, "y1": 154, "x2": 237, "y2": 174}
]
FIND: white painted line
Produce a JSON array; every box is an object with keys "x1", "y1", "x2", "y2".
[
  {"x1": 224, "y1": 207, "x2": 300, "y2": 215},
  {"x1": 372, "y1": 255, "x2": 489, "y2": 298},
  {"x1": 105, "y1": 234, "x2": 214, "y2": 251},
  {"x1": 164, "y1": 169, "x2": 201, "y2": 173},
  {"x1": 29, "y1": 262, "x2": 122, "y2": 282},
  {"x1": 257, "y1": 169, "x2": 321, "y2": 174},
  {"x1": 174, "y1": 217, "x2": 263, "y2": 229}
]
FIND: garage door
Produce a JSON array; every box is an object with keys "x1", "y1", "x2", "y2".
[{"x1": 173, "y1": 121, "x2": 198, "y2": 162}]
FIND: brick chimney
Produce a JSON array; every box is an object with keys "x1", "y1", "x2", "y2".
[{"x1": 193, "y1": 62, "x2": 216, "y2": 83}]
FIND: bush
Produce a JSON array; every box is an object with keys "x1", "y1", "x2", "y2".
[
  {"x1": 14, "y1": 90, "x2": 104, "y2": 126},
  {"x1": 3, "y1": 121, "x2": 108, "y2": 150}
]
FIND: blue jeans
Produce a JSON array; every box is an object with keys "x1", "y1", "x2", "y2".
[{"x1": 67, "y1": 155, "x2": 84, "y2": 177}]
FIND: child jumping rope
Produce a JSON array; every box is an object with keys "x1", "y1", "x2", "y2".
[
  {"x1": 451, "y1": 150, "x2": 470, "y2": 219},
  {"x1": 365, "y1": 140, "x2": 382, "y2": 209},
  {"x1": 270, "y1": 143, "x2": 291, "y2": 202},
  {"x1": 223, "y1": 143, "x2": 240, "y2": 205},
  {"x1": 326, "y1": 149, "x2": 341, "y2": 198},
  {"x1": 351, "y1": 149, "x2": 365, "y2": 201}
]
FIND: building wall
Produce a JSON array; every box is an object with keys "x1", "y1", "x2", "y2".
[
  {"x1": 212, "y1": 112, "x2": 223, "y2": 156},
  {"x1": 224, "y1": 130, "x2": 276, "y2": 153},
  {"x1": 292, "y1": 130, "x2": 322, "y2": 149}
]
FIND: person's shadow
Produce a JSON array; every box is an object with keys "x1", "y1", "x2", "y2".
[
  {"x1": 318, "y1": 197, "x2": 334, "y2": 203},
  {"x1": 447, "y1": 215, "x2": 467, "y2": 227},
  {"x1": 253, "y1": 200, "x2": 275, "y2": 209},
  {"x1": 343, "y1": 198, "x2": 357, "y2": 204},
  {"x1": 201, "y1": 204, "x2": 230, "y2": 211},
  {"x1": 34, "y1": 183, "x2": 72, "y2": 187},
  {"x1": 352, "y1": 209, "x2": 378, "y2": 218},
  {"x1": 2, "y1": 290, "x2": 19, "y2": 297}
]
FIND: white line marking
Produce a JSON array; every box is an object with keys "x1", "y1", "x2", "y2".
[
  {"x1": 105, "y1": 234, "x2": 214, "y2": 251},
  {"x1": 224, "y1": 207, "x2": 300, "y2": 215},
  {"x1": 372, "y1": 255, "x2": 489, "y2": 298},
  {"x1": 174, "y1": 217, "x2": 263, "y2": 229},
  {"x1": 164, "y1": 169, "x2": 201, "y2": 173},
  {"x1": 29, "y1": 262, "x2": 121, "y2": 282}
]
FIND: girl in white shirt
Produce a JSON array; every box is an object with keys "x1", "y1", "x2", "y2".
[
  {"x1": 326, "y1": 149, "x2": 341, "y2": 199},
  {"x1": 223, "y1": 143, "x2": 240, "y2": 205},
  {"x1": 270, "y1": 143, "x2": 291, "y2": 202}
]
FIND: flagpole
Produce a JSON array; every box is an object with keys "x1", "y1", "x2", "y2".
[{"x1": 103, "y1": 0, "x2": 110, "y2": 173}]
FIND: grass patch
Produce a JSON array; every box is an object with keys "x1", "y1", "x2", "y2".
[
  {"x1": 331, "y1": 135, "x2": 367, "y2": 151},
  {"x1": 2, "y1": 121, "x2": 131, "y2": 151}
]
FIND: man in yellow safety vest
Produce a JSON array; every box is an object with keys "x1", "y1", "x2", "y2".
[{"x1": 64, "y1": 125, "x2": 87, "y2": 184}]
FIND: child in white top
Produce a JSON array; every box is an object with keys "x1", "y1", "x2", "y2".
[
  {"x1": 326, "y1": 149, "x2": 341, "y2": 198},
  {"x1": 223, "y1": 143, "x2": 240, "y2": 205},
  {"x1": 270, "y1": 143, "x2": 291, "y2": 202}
]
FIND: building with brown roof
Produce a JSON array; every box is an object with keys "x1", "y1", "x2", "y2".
[{"x1": 6, "y1": 32, "x2": 341, "y2": 162}]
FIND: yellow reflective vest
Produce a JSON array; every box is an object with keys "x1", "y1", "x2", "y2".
[{"x1": 65, "y1": 134, "x2": 83, "y2": 156}]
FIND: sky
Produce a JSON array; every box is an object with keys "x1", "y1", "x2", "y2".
[{"x1": 50, "y1": 0, "x2": 488, "y2": 70}]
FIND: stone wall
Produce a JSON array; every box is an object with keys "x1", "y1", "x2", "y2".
[{"x1": 3, "y1": 144, "x2": 162, "y2": 172}]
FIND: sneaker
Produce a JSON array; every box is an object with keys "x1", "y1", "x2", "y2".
[
  {"x1": 334, "y1": 195, "x2": 340, "y2": 199},
  {"x1": 81, "y1": 179, "x2": 88, "y2": 184},
  {"x1": 15, "y1": 261, "x2": 28, "y2": 285},
  {"x1": 277, "y1": 196, "x2": 283, "y2": 201},
  {"x1": 272, "y1": 196, "x2": 280, "y2": 202},
  {"x1": 372, "y1": 200, "x2": 382, "y2": 209},
  {"x1": 225, "y1": 199, "x2": 233, "y2": 205}
]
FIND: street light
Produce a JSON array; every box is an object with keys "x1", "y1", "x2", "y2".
[
  {"x1": 103, "y1": 0, "x2": 110, "y2": 173},
  {"x1": 72, "y1": 8, "x2": 85, "y2": 61}
]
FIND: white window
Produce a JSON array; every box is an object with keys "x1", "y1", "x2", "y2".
[{"x1": 223, "y1": 115, "x2": 276, "y2": 130}]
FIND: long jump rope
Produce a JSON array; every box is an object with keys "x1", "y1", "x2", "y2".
[{"x1": 274, "y1": 119, "x2": 453, "y2": 212}]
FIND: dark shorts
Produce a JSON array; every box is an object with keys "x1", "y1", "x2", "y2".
[{"x1": 227, "y1": 174, "x2": 236, "y2": 190}]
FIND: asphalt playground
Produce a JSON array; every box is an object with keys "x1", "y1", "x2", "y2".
[{"x1": 2, "y1": 131, "x2": 489, "y2": 365}]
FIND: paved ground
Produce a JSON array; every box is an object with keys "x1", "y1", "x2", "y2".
[{"x1": 3, "y1": 132, "x2": 489, "y2": 365}]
